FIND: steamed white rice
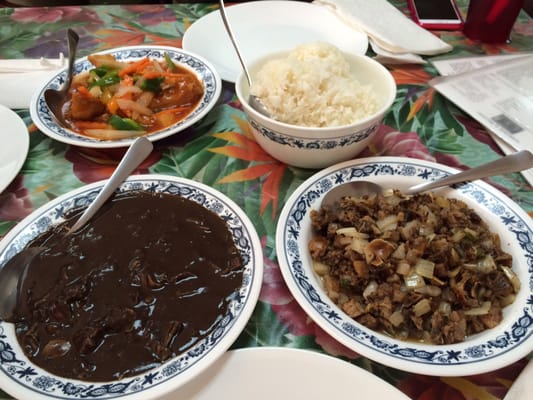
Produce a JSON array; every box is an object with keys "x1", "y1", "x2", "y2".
[{"x1": 250, "y1": 42, "x2": 379, "y2": 127}]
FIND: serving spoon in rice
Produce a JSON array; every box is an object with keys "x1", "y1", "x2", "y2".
[
  {"x1": 0, "y1": 136, "x2": 153, "y2": 321},
  {"x1": 218, "y1": 0, "x2": 272, "y2": 118},
  {"x1": 321, "y1": 150, "x2": 533, "y2": 209}
]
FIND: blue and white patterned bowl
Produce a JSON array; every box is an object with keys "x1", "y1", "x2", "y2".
[
  {"x1": 30, "y1": 46, "x2": 221, "y2": 149},
  {"x1": 276, "y1": 156, "x2": 533, "y2": 376},
  {"x1": 235, "y1": 51, "x2": 396, "y2": 169},
  {"x1": 0, "y1": 175, "x2": 263, "y2": 399}
]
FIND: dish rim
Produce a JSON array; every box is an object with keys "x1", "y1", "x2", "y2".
[
  {"x1": 29, "y1": 45, "x2": 222, "y2": 149},
  {"x1": 0, "y1": 105, "x2": 29, "y2": 194},
  {"x1": 276, "y1": 155, "x2": 533, "y2": 376},
  {"x1": 0, "y1": 174, "x2": 263, "y2": 400}
]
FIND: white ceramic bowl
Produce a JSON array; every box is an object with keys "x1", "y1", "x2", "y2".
[
  {"x1": 0, "y1": 175, "x2": 263, "y2": 400},
  {"x1": 30, "y1": 46, "x2": 222, "y2": 149},
  {"x1": 276, "y1": 157, "x2": 533, "y2": 376},
  {"x1": 235, "y1": 51, "x2": 396, "y2": 169}
]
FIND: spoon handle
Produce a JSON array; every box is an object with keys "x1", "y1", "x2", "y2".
[
  {"x1": 405, "y1": 150, "x2": 533, "y2": 195},
  {"x1": 218, "y1": 0, "x2": 252, "y2": 86},
  {"x1": 69, "y1": 136, "x2": 154, "y2": 233},
  {"x1": 64, "y1": 29, "x2": 79, "y2": 91}
]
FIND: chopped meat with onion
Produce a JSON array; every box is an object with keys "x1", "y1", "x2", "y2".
[{"x1": 309, "y1": 190, "x2": 518, "y2": 344}]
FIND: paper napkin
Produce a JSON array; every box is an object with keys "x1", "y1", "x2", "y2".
[
  {"x1": 314, "y1": 0, "x2": 453, "y2": 63},
  {"x1": 0, "y1": 56, "x2": 65, "y2": 109}
]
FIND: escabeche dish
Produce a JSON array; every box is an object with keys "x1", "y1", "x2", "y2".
[
  {"x1": 276, "y1": 156, "x2": 533, "y2": 376},
  {"x1": 29, "y1": 46, "x2": 221, "y2": 149}
]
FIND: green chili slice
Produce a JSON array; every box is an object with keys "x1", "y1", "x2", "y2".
[
  {"x1": 164, "y1": 52, "x2": 177, "y2": 71},
  {"x1": 89, "y1": 70, "x2": 120, "y2": 88},
  {"x1": 109, "y1": 115, "x2": 144, "y2": 131},
  {"x1": 140, "y1": 77, "x2": 164, "y2": 93}
]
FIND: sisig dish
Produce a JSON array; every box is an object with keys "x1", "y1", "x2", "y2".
[
  {"x1": 309, "y1": 190, "x2": 518, "y2": 345},
  {"x1": 0, "y1": 175, "x2": 262, "y2": 400},
  {"x1": 276, "y1": 156, "x2": 533, "y2": 376},
  {"x1": 30, "y1": 46, "x2": 221, "y2": 149}
]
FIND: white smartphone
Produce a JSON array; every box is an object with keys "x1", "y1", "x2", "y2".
[{"x1": 407, "y1": 0, "x2": 464, "y2": 30}]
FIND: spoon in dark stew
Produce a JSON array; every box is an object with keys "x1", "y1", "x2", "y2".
[
  {"x1": 44, "y1": 28, "x2": 79, "y2": 125},
  {"x1": 218, "y1": 0, "x2": 272, "y2": 118},
  {"x1": 0, "y1": 136, "x2": 154, "y2": 321},
  {"x1": 321, "y1": 150, "x2": 533, "y2": 209}
]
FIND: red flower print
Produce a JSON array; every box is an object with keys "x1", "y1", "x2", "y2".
[
  {"x1": 11, "y1": 7, "x2": 82, "y2": 23},
  {"x1": 259, "y1": 238, "x2": 360, "y2": 359},
  {"x1": 0, "y1": 176, "x2": 33, "y2": 221},
  {"x1": 361, "y1": 124, "x2": 435, "y2": 161},
  {"x1": 398, "y1": 358, "x2": 528, "y2": 400}
]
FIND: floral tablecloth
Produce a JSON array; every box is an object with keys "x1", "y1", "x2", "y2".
[{"x1": 1, "y1": 1, "x2": 532, "y2": 399}]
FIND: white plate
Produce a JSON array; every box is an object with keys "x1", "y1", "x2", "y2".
[
  {"x1": 182, "y1": 1, "x2": 368, "y2": 82},
  {"x1": 0, "y1": 105, "x2": 29, "y2": 193},
  {"x1": 30, "y1": 46, "x2": 221, "y2": 149},
  {"x1": 276, "y1": 156, "x2": 533, "y2": 376},
  {"x1": 0, "y1": 175, "x2": 263, "y2": 400},
  {"x1": 170, "y1": 347, "x2": 410, "y2": 399}
]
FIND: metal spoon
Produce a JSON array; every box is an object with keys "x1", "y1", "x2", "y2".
[
  {"x1": 69, "y1": 136, "x2": 153, "y2": 233},
  {"x1": 321, "y1": 150, "x2": 533, "y2": 208},
  {"x1": 44, "y1": 28, "x2": 79, "y2": 125},
  {"x1": 218, "y1": 0, "x2": 271, "y2": 118},
  {"x1": 0, "y1": 136, "x2": 153, "y2": 321}
]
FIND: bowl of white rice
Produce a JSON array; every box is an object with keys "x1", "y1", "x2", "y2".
[{"x1": 235, "y1": 42, "x2": 396, "y2": 169}]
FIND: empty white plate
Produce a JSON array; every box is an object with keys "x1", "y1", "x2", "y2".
[
  {"x1": 0, "y1": 105, "x2": 29, "y2": 193},
  {"x1": 183, "y1": 1, "x2": 368, "y2": 82},
  {"x1": 169, "y1": 347, "x2": 410, "y2": 399}
]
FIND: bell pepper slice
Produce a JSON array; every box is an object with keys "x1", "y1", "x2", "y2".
[{"x1": 109, "y1": 115, "x2": 144, "y2": 131}]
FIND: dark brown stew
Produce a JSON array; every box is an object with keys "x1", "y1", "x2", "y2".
[{"x1": 8, "y1": 191, "x2": 243, "y2": 381}]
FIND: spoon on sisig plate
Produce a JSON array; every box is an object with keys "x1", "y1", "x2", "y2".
[
  {"x1": 44, "y1": 28, "x2": 79, "y2": 125},
  {"x1": 0, "y1": 136, "x2": 154, "y2": 321},
  {"x1": 321, "y1": 150, "x2": 533, "y2": 209},
  {"x1": 218, "y1": 0, "x2": 272, "y2": 118}
]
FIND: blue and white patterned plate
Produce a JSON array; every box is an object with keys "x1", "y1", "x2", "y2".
[
  {"x1": 0, "y1": 175, "x2": 262, "y2": 399},
  {"x1": 276, "y1": 157, "x2": 533, "y2": 376},
  {"x1": 29, "y1": 46, "x2": 221, "y2": 148}
]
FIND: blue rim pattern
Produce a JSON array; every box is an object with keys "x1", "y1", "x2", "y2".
[
  {"x1": 0, "y1": 177, "x2": 259, "y2": 398},
  {"x1": 279, "y1": 159, "x2": 533, "y2": 373},
  {"x1": 249, "y1": 120, "x2": 377, "y2": 149},
  {"x1": 32, "y1": 46, "x2": 221, "y2": 148}
]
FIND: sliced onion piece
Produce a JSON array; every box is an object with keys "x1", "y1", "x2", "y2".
[
  {"x1": 363, "y1": 280, "x2": 378, "y2": 299},
  {"x1": 376, "y1": 214, "x2": 398, "y2": 232},
  {"x1": 415, "y1": 285, "x2": 442, "y2": 297},
  {"x1": 464, "y1": 301, "x2": 491, "y2": 316},
  {"x1": 413, "y1": 298, "x2": 431, "y2": 317},
  {"x1": 313, "y1": 261, "x2": 329, "y2": 276},
  {"x1": 501, "y1": 265, "x2": 521, "y2": 292},
  {"x1": 404, "y1": 273, "x2": 425, "y2": 290},
  {"x1": 389, "y1": 310, "x2": 404, "y2": 327},
  {"x1": 414, "y1": 258, "x2": 435, "y2": 279},
  {"x1": 116, "y1": 98, "x2": 152, "y2": 115},
  {"x1": 337, "y1": 227, "x2": 368, "y2": 239}
]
